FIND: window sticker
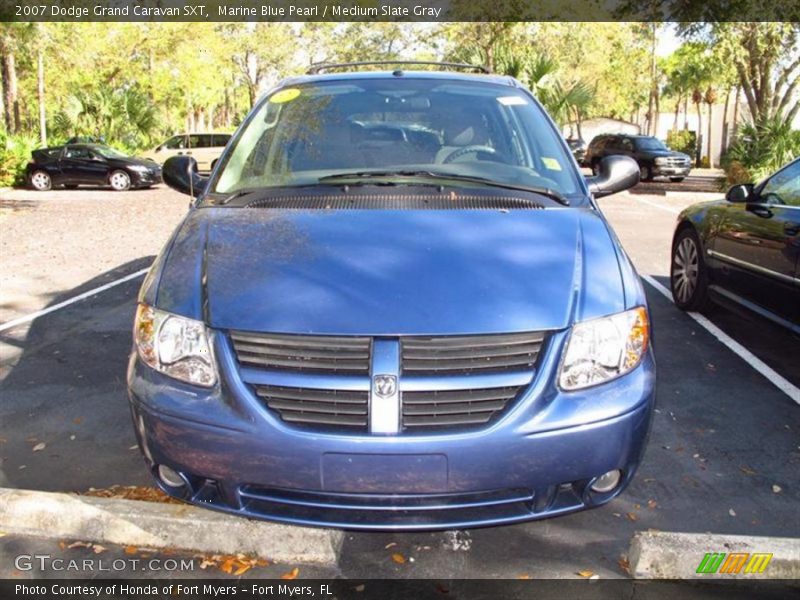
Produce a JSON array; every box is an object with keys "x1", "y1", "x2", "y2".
[
  {"x1": 269, "y1": 88, "x2": 301, "y2": 104},
  {"x1": 542, "y1": 157, "x2": 562, "y2": 171}
]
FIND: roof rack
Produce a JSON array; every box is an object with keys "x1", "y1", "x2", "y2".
[{"x1": 306, "y1": 61, "x2": 490, "y2": 75}]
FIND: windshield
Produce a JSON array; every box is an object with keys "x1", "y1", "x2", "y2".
[
  {"x1": 212, "y1": 78, "x2": 581, "y2": 199},
  {"x1": 93, "y1": 146, "x2": 128, "y2": 159},
  {"x1": 635, "y1": 137, "x2": 668, "y2": 151}
]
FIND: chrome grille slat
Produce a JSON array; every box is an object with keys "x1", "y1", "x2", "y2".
[
  {"x1": 402, "y1": 387, "x2": 519, "y2": 428},
  {"x1": 403, "y1": 400, "x2": 507, "y2": 416},
  {"x1": 231, "y1": 331, "x2": 371, "y2": 374},
  {"x1": 255, "y1": 385, "x2": 369, "y2": 428},
  {"x1": 402, "y1": 388, "x2": 516, "y2": 404},
  {"x1": 404, "y1": 413, "x2": 495, "y2": 427}
]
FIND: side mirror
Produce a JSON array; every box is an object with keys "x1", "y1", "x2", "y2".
[
  {"x1": 163, "y1": 155, "x2": 208, "y2": 197},
  {"x1": 725, "y1": 183, "x2": 753, "y2": 203},
  {"x1": 586, "y1": 155, "x2": 640, "y2": 198}
]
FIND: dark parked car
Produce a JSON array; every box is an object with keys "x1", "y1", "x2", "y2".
[
  {"x1": 566, "y1": 137, "x2": 587, "y2": 165},
  {"x1": 585, "y1": 134, "x2": 691, "y2": 182},
  {"x1": 128, "y1": 62, "x2": 654, "y2": 530},
  {"x1": 671, "y1": 158, "x2": 800, "y2": 333},
  {"x1": 26, "y1": 144, "x2": 162, "y2": 191}
]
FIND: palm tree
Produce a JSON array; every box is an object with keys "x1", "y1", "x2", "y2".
[
  {"x1": 704, "y1": 86, "x2": 718, "y2": 168},
  {"x1": 692, "y1": 87, "x2": 704, "y2": 167}
]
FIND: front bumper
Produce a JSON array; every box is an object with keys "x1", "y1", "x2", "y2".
[
  {"x1": 652, "y1": 164, "x2": 691, "y2": 177},
  {"x1": 130, "y1": 168, "x2": 162, "y2": 187},
  {"x1": 127, "y1": 331, "x2": 656, "y2": 530}
]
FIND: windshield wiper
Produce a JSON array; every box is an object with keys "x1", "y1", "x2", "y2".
[{"x1": 317, "y1": 170, "x2": 570, "y2": 206}]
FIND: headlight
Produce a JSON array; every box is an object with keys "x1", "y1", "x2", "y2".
[
  {"x1": 654, "y1": 157, "x2": 669, "y2": 165},
  {"x1": 128, "y1": 164, "x2": 153, "y2": 172},
  {"x1": 559, "y1": 307, "x2": 649, "y2": 391},
  {"x1": 134, "y1": 304, "x2": 216, "y2": 387}
]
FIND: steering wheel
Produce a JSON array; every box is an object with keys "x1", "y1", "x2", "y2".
[{"x1": 442, "y1": 145, "x2": 504, "y2": 164}]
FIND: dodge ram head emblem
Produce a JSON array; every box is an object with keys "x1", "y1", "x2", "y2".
[{"x1": 373, "y1": 375, "x2": 397, "y2": 398}]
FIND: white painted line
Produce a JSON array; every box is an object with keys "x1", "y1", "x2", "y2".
[
  {"x1": 633, "y1": 196, "x2": 681, "y2": 214},
  {"x1": 642, "y1": 274, "x2": 800, "y2": 405},
  {"x1": 0, "y1": 267, "x2": 149, "y2": 333}
]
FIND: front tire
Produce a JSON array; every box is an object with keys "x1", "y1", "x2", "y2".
[
  {"x1": 671, "y1": 227, "x2": 709, "y2": 311},
  {"x1": 639, "y1": 164, "x2": 653, "y2": 182},
  {"x1": 30, "y1": 170, "x2": 52, "y2": 191},
  {"x1": 109, "y1": 170, "x2": 131, "y2": 191}
]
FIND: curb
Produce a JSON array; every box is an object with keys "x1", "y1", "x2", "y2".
[
  {"x1": 0, "y1": 488, "x2": 343, "y2": 565},
  {"x1": 629, "y1": 531, "x2": 800, "y2": 579}
]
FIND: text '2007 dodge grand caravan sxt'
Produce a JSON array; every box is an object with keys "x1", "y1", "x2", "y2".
[{"x1": 128, "y1": 63, "x2": 654, "y2": 530}]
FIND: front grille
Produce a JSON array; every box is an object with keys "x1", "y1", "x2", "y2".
[
  {"x1": 663, "y1": 157, "x2": 690, "y2": 167},
  {"x1": 230, "y1": 331, "x2": 371, "y2": 375},
  {"x1": 401, "y1": 332, "x2": 544, "y2": 375},
  {"x1": 402, "y1": 387, "x2": 520, "y2": 429},
  {"x1": 255, "y1": 385, "x2": 369, "y2": 428}
]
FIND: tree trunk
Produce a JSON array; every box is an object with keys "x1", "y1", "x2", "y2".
[
  {"x1": 647, "y1": 24, "x2": 657, "y2": 136},
  {"x1": 683, "y1": 97, "x2": 689, "y2": 130},
  {"x1": 695, "y1": 102, "x2": 703, "y2": 167},
  {"x1": 706, "y1": 103, "x2": 714, "y2": 169},
  {"x1": 731, "y1": 86, "x2": 740, "y2": 142},
  {"x1": 720, "y1": 87, "x2": 731, "y2": 156},
  {"x1": 575, "y1": 107, "x2": 583, "y2": 140},
  {"x1": 37, "y1": 48, "x2": 46, "y2": 146},
  {"x1": 673, "y1": 95, "x2": 681, "y2": 130},
  {"x1": 1, "y1": 43, "x2": 19, "y2": 134}
]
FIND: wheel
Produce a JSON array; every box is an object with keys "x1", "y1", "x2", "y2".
[
  {"x1": 591, "y1": 160, "x2": 600, "y2": 176},
  {"x1": 30, "y1": 170, "x2": 52, "y2": 191},
  {"x1": 639, "y1": 165, "x2": 653, "y2": 182},
  {"x1": 64, "y1": 184, "x2": 79, "y2": 190},
  {"x1": 670, "y1": 177, "x2": 685, "y2": 183},
  {"x1": 671, "y1": 227, "x2": 709, "y2": 311},
  {"x1": 109, "y1": 170, "x2": 131, "y2": 191}
]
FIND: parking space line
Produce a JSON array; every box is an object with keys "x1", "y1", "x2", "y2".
[
  {"x1": 0, "y1": 268, "x2": 149, "y2": 333},
  {"x1": 632, "y1": 197, "x2": 681, "y2": 214},
  {"x1": 642, "y1": 274, "x2": 800, "y2": 405}
]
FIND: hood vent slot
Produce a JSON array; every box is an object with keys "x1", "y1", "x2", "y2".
[{"x1": 245, "y1": 194, "x2": 544, "y2": 210}]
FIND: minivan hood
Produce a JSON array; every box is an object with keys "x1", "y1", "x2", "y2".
[{"x1": 154, "y1": 207, "x2": 628, "y2": 335}]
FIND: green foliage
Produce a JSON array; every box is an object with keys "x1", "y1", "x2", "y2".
[
  {"x1": 0, "y1": 133, "x2": 38, "y2": 187},
  {"x1": 666, "y1": 129, "x2": 696, "y2": 156},
  {"x1": 723, "y1": 117, "x2": 800, "y2": 184}
]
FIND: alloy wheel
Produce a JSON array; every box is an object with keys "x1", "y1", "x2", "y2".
[
  {"x1": 31, "y1": 171, "x2": 51, "y2": 191},
  {"x1": 110, "y1": 171, "x2": 131, "y2": 191},
  {"x1": 672, "y1": 236, "x2": 699, "y2": 304}
]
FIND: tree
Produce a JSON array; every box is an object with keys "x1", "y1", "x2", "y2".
[{"x1": 704, "y1": 86, "x2": 718, "y2": 167}]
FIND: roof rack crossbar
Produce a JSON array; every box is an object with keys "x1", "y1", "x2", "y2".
[{"x1": 306, "y1": 61, "x2": 490, "y2": 75}]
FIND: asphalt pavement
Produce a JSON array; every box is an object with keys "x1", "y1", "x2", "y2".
[{"x1": 0, "y1": 181, "x2": 797, "y2": 579}]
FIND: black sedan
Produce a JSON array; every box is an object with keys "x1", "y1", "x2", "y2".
[
  {"x1": 26, "y1": 144, "x2": 162, "y2": 191},
  {"x1": 671, "y1": 158, "x2": 800, "y2": 333}
]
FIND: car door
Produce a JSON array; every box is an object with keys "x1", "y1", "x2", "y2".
[
  {"x1": 189, "y1": 134, "x2": 214, "y2": 170},
  {"x1": 709, "y1": 159, "x2": 800, "y2": 324},
  {"x1": 60, "y1": 146, "x2": 106, "y2": 184}
]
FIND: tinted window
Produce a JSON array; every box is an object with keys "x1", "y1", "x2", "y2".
[
  {"x1": 64, "y1": 146, "x2": 91, "y2": 159},
  {"x1": 619, "y1": 138, "x2": 635, "y2": 152},
  {"x1": 635, "y1": 137, "x2": 668, "y2": 151},
  {"x1": 760, "y1": 160, "x2": 800, "y2": 207},
  {"x1": 163, "y1": 136, "x2": 187, "y2": 150},
  {"x1": 214, "y1": 79, "x2": 580, "y2": 198},
  {"x1": 212, "y1": 134, "x2": 231, "y2": 147}
]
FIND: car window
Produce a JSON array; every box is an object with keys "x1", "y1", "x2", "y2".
[
  {"x1": 214, "y1": 79, "x2": 581, "y2": 199},
  {"x1": 635, "y1": 137, "x2": 668, "y2": 151},
  {"x1": 64, "y1": 146, "x2": 91, "y2": 160},
  {"x1": 163, "y1": 136, "x2": 187, "y2": 150},
  {"x1": 620, "y1": 138, "x2": 634, "y2": 152},
  {"x1": 759, "y1": 160, "x2": 800, "y2": 207}
]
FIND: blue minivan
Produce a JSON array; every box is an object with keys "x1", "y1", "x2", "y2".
[{"x1": 128, "y1": 63, "x2": 654, "y2": 529}]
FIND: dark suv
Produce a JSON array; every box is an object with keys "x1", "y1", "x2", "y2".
[{"x1": 585, "y1": 134, "x2": 691, "y2": 182}]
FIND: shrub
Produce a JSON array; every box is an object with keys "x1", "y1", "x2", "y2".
[
  {"x1": 666, "y1": 129, "x2": 696, "y2": 156},
  {"x1": 723, "y1": 117, "x2": 800, "y2": 185},
  {"x1": 0, "y1": 134, "x2": 39, "y2": 187}
]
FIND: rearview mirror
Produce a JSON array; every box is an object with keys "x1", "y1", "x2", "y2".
[
  {"x1": 586, "y1": 155, "x2": 639, "y2": 198},
  {"x1": 163, "y1": 155, "x2": 208, "y2": 197},
  {"x1": 725, "y1": 183, "x2": 753, "y2": 203}
]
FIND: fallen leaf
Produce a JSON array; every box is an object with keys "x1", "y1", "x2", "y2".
[
  {"x1": 618, "y1": 557, "x2": 631, "y2": 574},
  {"x1": 626, "y1": 512, "x2": 638, "y2": 522},
  {"x1": 58, "y1": 541, "x2": 65, "y2": 549},
  {"x1": 125, "y1": 546, "x2": 137, "y2": 555},
  {"x1": 590, "y1": 574, "x2": 600, "y2": 580},
  {"x1": 384, "y1": 542, "x2": 397, "y2": 549},
  {"x1": 772, "y1": 485, "x2": 782, "y2": 494},
  {"x1": 739, "y1": 465, "x2": 757, "y2": 476},
  {"x1": 517, "y1": 574, "x2": 531, "y2": 579},
  {"x1": 634, "y1": 503, "x2": 641, "y2": 509},
  {"x1": 354, "y1": 584, "x2": 365, "y2": 592},
  {"x1": 729, "y1": 508, "x2": 737, "y2": 517},
  {"x1": 220, "y1": 558, "x2": 235, "y2": 574},
  {"x1": 128, "y1": 445, "x2": 138, "y2": 450},
  {"x1": 391, "y1": 553, "x2": 406, "y2": 564},
  {"x1": 233, "y1": 564, "x2": 251, "y2": 576},
  {"x1": 32, "y1": 443, "x2": 46, "y2": 452},
  {"x1": 67, "y1": 541, "x2": 91, "y2": 549},
  {"x1": 280, "y1": 567, "x2": 299, "y2": 580},
  {"x1": 647, "y1": 499, "x2": 657, "y2": 509},
  {"x1": 577, "y1": 570, "x2": 594, "y2": 578},
  {"x1": 73, "y1": 418, "x2": 83, "y2": 425},
  {"x1": 92, "y1": 544, "x2": 106, "y2": 554}
]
